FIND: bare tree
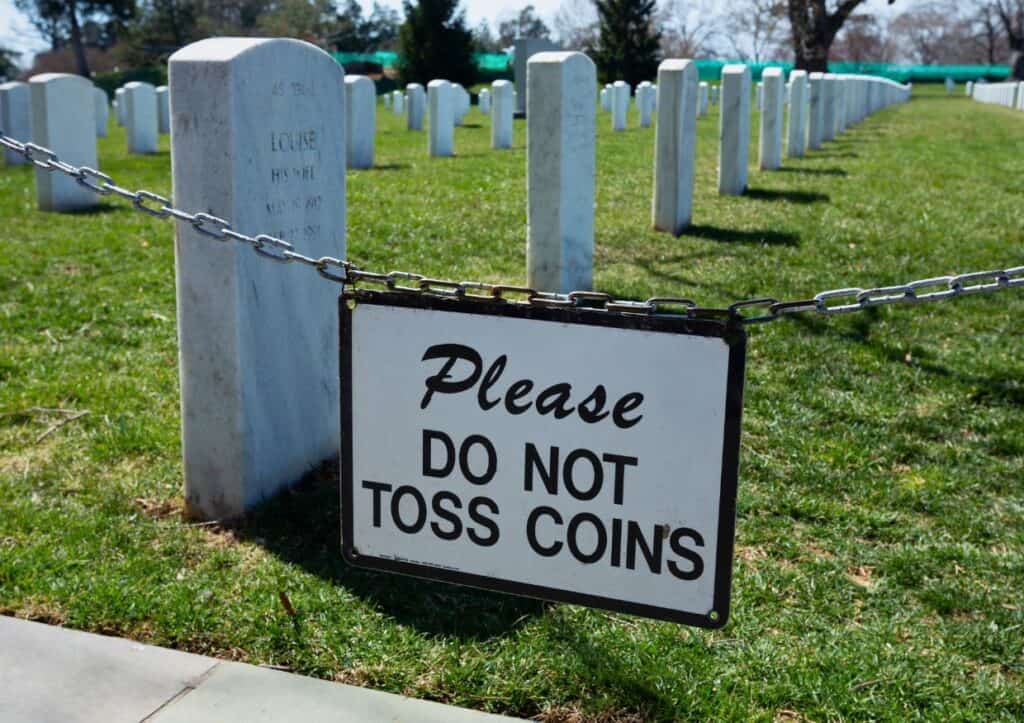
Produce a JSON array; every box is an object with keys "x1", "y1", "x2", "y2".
[
  {"x1": 974, "y1": 1, "x2": 1006, "y2": 64},
  {"x1": 787, "y1": 0, "x2": 896, "y2": 72},
  {"x1": 992, "y1": 0, "x2": 1024, "y2": 77},
  {"x1": 657, "y1": 0, "x2": 721, "y2": 58},
  {"x1": 831, "y1": 13, "x2": 895, "y2": 62},
  {"x1": 553, "y1": 0, "x2": 599, "y2": 50},
  {"x1": 725, "y1": 0, "x2": 788, "y2": 61},
  {"x1": 889, "y1": 0, "x2": 1002, "y2": 65}
]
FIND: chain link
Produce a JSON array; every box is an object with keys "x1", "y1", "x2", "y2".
[{"x1": 2, "y1": 129, "x2": 1021, "y2": 326}]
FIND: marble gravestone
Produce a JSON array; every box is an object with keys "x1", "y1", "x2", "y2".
[
  {"x1": 526, "y1": 51, "x2": 595, "y2": 293},
  {"x1": 383, "y1": 92, "x2": 391, "y2": 109},
  {"x1": 822, "y1": 73, "x2": 837, "y2": 142},
  {"x1": 807, "y1": 72, "x2": 824, "y2": 150},
  {"x1": 345, "y1": 75, "x2": 375, "y2": 169},
  {"x1": 718, "y1": 64, "x2": 750, "y2": 196},
  {"x1": 756, "y1": 81, "x2": 763, "y2": 111},
  {"x1": 711, "y1": 84, "x2": 719, "y2": 105},
  {"x1": 786, "y1": 70, "x2": 807, "y2": 158},
  {"x1": 491, "y1": 79, "x2": 513, "y2": 150},
  {"x1": 168, "y1": 37, "x2": 346, "y2": 520},
  {"x1": 29, "y1": 74, "x2": 98, "y2": 211},
  {"x1": 652, "y1": 59, "x2": 698, "y2": 236},
  {"x1": 759, "y1": 67, "x2": 784, "y2": 170},
  {"x1": 0, "y1": 81, "x2": 31, "y2": 165},
  {"x1": 115, "y1": 87, "x2": 126, "y2": 125},
  {"x1": 513, "y1": 36, "x2": 560, "y2": 116},
  {"x1": 93, "y1": 86, "x2": 109, "y2": 137},
  {"x1": 391, "y1": 90, "x2": 404, "y2": 115},
  {"x1": 600, "y1": 87, "x2": 609, "y2": 111},
  {"x1": 427, "y1": 79, "x2": 454, "y2": 157},
  {"x1": 124, "y1": 81, "x2": 158, "y2": 154},
  {"x1": 452, "y1": 83, "x2": 470, "y2": 126},
  {"x1": 612, "y1": 80, "x2": 629, "y2": 131},
  {"x1": 698, "y1": 81, "x2": 709, "y2": 117},
  {"x1": 156, "y1": 85, "x2": 170, "y2": 134},
  {"x1": 478, "y1": 87, "x2": 490, "y2": 114},
  {"x1": 636, "y1": 81, "x2": 655, "y2": 128},
  {"x1": 406, "y1": 83, "x2": 425, "y2": 130}
]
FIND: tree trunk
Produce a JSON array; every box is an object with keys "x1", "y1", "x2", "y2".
[
  {"x1": 68, "y1": 2, "x2": 91, "y2": 78},
  {"x1": 1011, "y1": 49, "x2": 1024, "y2": 80},
  {"x1": 794, "y1": 41, "x2": 829, "y2": 72}
]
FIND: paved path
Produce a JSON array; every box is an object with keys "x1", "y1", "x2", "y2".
[{"x1": 0, "y1": 616, "x2": 523, "y2": 722}]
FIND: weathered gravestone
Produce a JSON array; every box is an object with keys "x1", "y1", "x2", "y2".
[
  {"x1": 807, "y1": 72, "x2": 825, "y2": 150},
  {"x1": 478, "y1": 87, "x2": 490, "y2": 115},
  {"x1": 0, "y1": 81, "x2": 31, "y2": 165},
  {"x1": 514, "y1": 36, "x2": 560, "y2": 116},
  {"x1": 94, "y1": 86, "x2": 109, "y2": 137},
  {"x1": 787, "y1": 70, "x2": 807, "y2": 158},
  {"x1": 527, "y1": 51, "x2": 595, "y2": 293},
  {"x1": 169, "y1": 37, "x2": 346, "y2": 520},
  {"x1": 29, "y1": 74, "x2": 97, "y2": 211},
  {"x1": 637, "y1": 81, "x2": 655, "y2": 128},
  {"x1": 452, "y1": 83, "x2": 470, "y2": 126},
  {"x1": 156, "y1": 85, "x2": 170, "y2": 134},
  {"x1": 406, "y1": 83, "x2": 425, "y2": 130},
  {"x1": 346, "y1": 75, "x2": 375, "y2": 169},
  {"x1": 124, "y1": 81, "x2": 158, "y2": 154},
  {"x1": 759, "y1": 67, "x2": 783, "y2": 171},
  {"x1": 428, "y1": 79, "x2": 454, "y2": 157},
  {"x1": 491, "y1": 79, "x2": 513, "y2": 150},
  {"x1": 718, "y1": 64, "x2": 750, "y2": 196},
  {"x1": 391, "y1": 90, "x2": 404, "y2": 115},
  {"x1": 652, "y1": 59, "x2": 697, "y2": 236},
  {"x1": 612, "y1": 80, "x2": 629, "y2": 131}
]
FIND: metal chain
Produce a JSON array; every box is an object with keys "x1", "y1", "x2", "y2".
[{"x1": 2, "y1": 129, "x2": 1022, "y2": 325}]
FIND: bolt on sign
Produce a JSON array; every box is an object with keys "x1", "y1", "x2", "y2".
[{"x1": 340, "y1": 292, "x2": 746, "y2": 628}]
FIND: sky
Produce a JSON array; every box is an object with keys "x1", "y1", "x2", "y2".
[{"x1": 1, "y1": 0, "x2": 904, "y2": 64}]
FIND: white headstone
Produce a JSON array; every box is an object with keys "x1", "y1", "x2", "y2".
[
  {"x1": 711, "y1": 84, "x2": 719, "y2": 105},
  {"x1": 637, "y1": 81, "x2": 654, "y2": 128},
  {"x1": 807, "y1": 72, "x2": 825, "y2": 150},
  {"x1": 697, "y1": 81, "x2": 709, "y2": 117},
  {"x1": 383, "y1": 92, "x2": 391, "y2": 109},
  {"x1": 478, "y1": 87, "x2": 490, "y2": 114},
  {"x1": 527, "y1": 51, "x2": 595, "y2": 293},
  {"x1": 966, "y1": 80, "x2": 974, "y2": 97},
  {"x1": 406, "y1": 82, "x2": 425, "y2": 131},
  {"x1": 452, "y1": 83, "x2": 470, "y2": 126},
  {"x1": 94, "y1": 86, "x2": 109, "y2": 137},
  {"x1": 652, "y1": 59, "x2": 698, "y2": 236},
  {"x1": 759, "y1": 67, "x2": 783, "y2": 171},
  {"x1": 391, "y1": 89, "x2": 404, "y2": 115},
  {"x1": 346, "y1": 75, "x2": 375, "y2": 169},
  {"x1": 115, "y1": 87, "x2": 126, "y2": 126},
  {"x1": 491, "y1": 79, "x2": 513, "y2": 150},
  {"x1": 945, "y1": 76, "x2": 955, "y2": 94},
  {"x1": 156, "y1": 85, "x2": 170, "y2": 134},
  {"x1": 600, "y1": 87, "x2": 610, "y2": 111},
  {"x1": 756, "y1": 81, "x2": 763, "y2": 110},
  {"x1": 124, "y1": 81, "x2": 158, "y2": 154},
  {"x1": 612, "y1": 80, "x2": 629, "y2": 131},
  {"x1": 168, "y1": 37, "x2": 346, "y2": 520},
  {"x1": 786, "y1": 70, "x2": 807, "y2": 158},
  {"x1": 29, "y1": 73, "x2": 97, "y2": 211},
  {"x1": 427, "y1": 79, "x2": 454, "y2": 157},
  {"x1": 514, "y1": 36, "x2": 560, "y2": 115},
  {"x1": 718, "y1": 64, "x2": 750, "y2": 196},
  {"x1": 0, "y1": 81, "x2": 32, "y2": 165},
  {"x1": 822, "y1": 73, "x2": 837, "y2": 142}
]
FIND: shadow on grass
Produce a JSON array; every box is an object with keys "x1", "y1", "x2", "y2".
[
  {"x1": 788, "y1": 311, "x2": 1024, "y2": 408},
  {"x1": 684, "y1": 223, "x2": 800, "y2": 246},
  {"x1": 776, "y1": 167, "x2": 848, "y2": 177},
  {"x1": 370, "y1": 163, "x2": 409, "y2": 171},
  {"x1": 58, "y1": 204, "x2": 121, "y2": 216},
  {"x1": 745, "y1": 188, "x2": 830, "y2": 204},
  {"x1": 240, "y1": 464, "x2": 548, "y2": 640},
  {"x1": 810, "y1": 151, "x2": 859, "y2": 159}
]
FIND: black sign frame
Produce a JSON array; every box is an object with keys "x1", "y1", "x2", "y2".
[{"x1": 339, "y1": 290, "x2": 746, "y2": 629}]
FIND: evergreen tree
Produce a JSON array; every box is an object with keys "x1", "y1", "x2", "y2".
[
  {"x1": 397, "y1": 0, "x2": 476, "y2": 86},
  {"x1": 589, "y1": 0, "x2": 661, "y2": 87}
]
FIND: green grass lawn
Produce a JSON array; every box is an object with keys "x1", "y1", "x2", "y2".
[{"x1": 2, "y1": 83, "x2": 1023, "y2": 721}]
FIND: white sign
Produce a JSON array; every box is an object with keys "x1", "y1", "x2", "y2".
[{"x1": 341, "y1": 293, "x2": 745, "y2": 628}]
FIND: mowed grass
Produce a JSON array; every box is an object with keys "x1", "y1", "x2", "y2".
[{"x1": 2, "y1": 83, "x2": 1023, "y2": 721}]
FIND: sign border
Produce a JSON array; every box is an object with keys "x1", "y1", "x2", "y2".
[{"x1": 339, "y1": 290, "x2": 746, "y2": 629}]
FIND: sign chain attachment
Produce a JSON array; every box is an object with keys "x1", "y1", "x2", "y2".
[{"x1": 1, "y1": 129, "x2": 1021, "y2": 325}]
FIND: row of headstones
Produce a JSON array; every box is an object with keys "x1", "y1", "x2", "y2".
[
  {"x1": 968, "y1": 80, "x2": 1024, "y2": 110},
  {"x1": 345, "y1": 77, "x2": 520, "y2": 168},
  {"x1": 0, "y1": 76, "x2": 173, "y2": 209},
  {"x1": 7, "y1": 40, "x2": 903, "y2": 518}
]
